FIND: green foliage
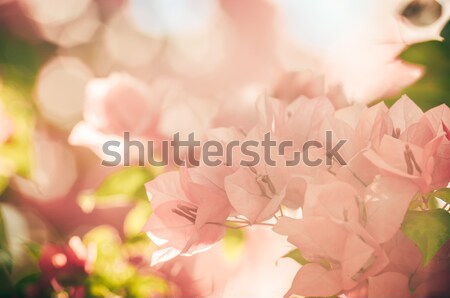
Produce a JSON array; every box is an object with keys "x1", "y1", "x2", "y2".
[
  {"x1": 123, "y1": 201, "x2": 152, "y2": 238},
  {"x1": 0, "y1": 176, "x2": 8, "y2": 197},
  {"x1": 431, "y1": 188, "x2": 450, "y2": 204},
  {"x1": 282, "y1": 249, "x2": 309, "y2": 266},
  {"x1": 0, "y1": 207, "x2": 13, "y2": 294},
  {"x1": 83, "y1": 225, "x2": 169, "y2": 298},
  {"x1": 401, "y1": 209, "x2": 450, "y2": 265},
  {"x1": 78, "y1": 167, "x2": 156, "y2": 212},
  {"x1": 223, "y1": 227, "x2": 246, "y2": 262},
  {"x1": 0, "y1": 30, "x2": 53, "y2": 180},
  {"x1": 379, "y1": 20, "x2": 450, "y2": 110}
]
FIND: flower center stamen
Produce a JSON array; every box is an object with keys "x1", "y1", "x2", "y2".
[
  {"x1": 172, "y1": 204, "x2": 198, "y2": 223},
  {"x1": 249, "y1": 165, "x2": 277, "y2": 198},
  {"x1": 392, "y1": 127, "x2": 401, "y2": 138},
  {"x1": 403, "y1": 144, "x2": 422, "y2": 175}
]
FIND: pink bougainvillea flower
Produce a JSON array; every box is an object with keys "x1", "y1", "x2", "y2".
[
  {"x1": 424, "y1": 103, "x2": 450, "y2": 189},
  {"x1": 363, "y1": 96, "x2": 450, "y2": 192},
  {"x1": 363, "y1": 176, "x2": 419, "y2": 243},
  {"x1": 223, "y1": 94, "x2": 335, "y2": 224},
  {"x1": 142, "y1": 164, "x2": 234, "y2": 265},
  {"x1": 274, "y1": 216, "x2": 389, "y2": 298},
  {"x1": 319, "y1": 101, "x2": 392, "y2": 187},
  {"x1": 254, "y1": 94, "x2": 335, "y2": 150},
  {"x1": 304, "y1": 176, "x2": 418, "y2": 244},
  {"x1": 274, "y1": 174, "x2": 419, "y2": 298},
  {"x1": 224, "y1": 162, "x2": 288, "y2": 224},
  {"x1": 39, "y1": 236, "x2": 96, "y2": 286}
]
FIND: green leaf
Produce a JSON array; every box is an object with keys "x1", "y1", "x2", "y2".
[
  {"x1": 127, "y1": 275, "x2": 170, "y2": 298},
  {"x1": 78, "y1": 167, "x2": 156, "y2": 212},
  {"x1": 432, "y1": 188, "x2": 450, "y2": 204},
  {"x1": 0, "y1": 30, "x2": 54, "y2": 180},
  {"x1": 401, "y1": 209, "x2": 450, "y2": 265},
  {"x1": 0, "y1": 207, "x2": 12, "y2": 274},
  {"x1": 0, "y1": 176, "x2": 8, "y2": 196},
  {"x1": 0, "y1": 29, "x2": 53, "y2": 91},
  {"x1": 282, "y1": 249, "x2": 309, "y2": 266},
  {"x1": 0, "y1": 207, "x2": 13, "y2": 294},
  {"x1": 375, "y1": 20, "x2": 450, "y2": 111},
  {"x1": 441, "y1": 19, "x2": 450, "y2": 45},
  {"x1": 14, "y1": 273, "x2": 46, "y2": 298},
  {"x1": 123, "y1": 201, "x2": 152, "y2": 238},
  {"x1": 24, "y1": 241, "x2": 42, "y2": 261},
  {"x1": 84, "y1": 226, "x2": 135, "y2": 290},
  {"x1": 223, "y1": 228, "x2": 246, "y2": 262},
  {"x1": 400, "y1": 40, "x2": 450, "y2": 69}
]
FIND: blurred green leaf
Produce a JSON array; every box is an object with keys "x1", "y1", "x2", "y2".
[
  {"x1": 24, "y1": 241, "x2": 42, "y2": 261},
  {"x1": 223, "y1": 227, "x2": 246, "y2": 262},
  {"x1": 377, "y1": 20, "x2": 450, "y2": 111},
  {"x1": 127, "y1": 275, "x2": 170, "y2": 298},
  {"x1": 0, "y1": 207, "x2": 12, "y2": 273},
  {"x1": 78, "y1": 167, "x2": 156, "y2": 213},
  {"x1": 0, "y1": 176, "x2": 8, "y2": 196},
  {"x1": 0, "y1": 30, "x2": 54, "y2": 180},
  {"x1": 0, "y1": 86, "x2": 35, "y2": 178},
  {"x1": 400, "y1": 40, "x2": 450, "y2": 69},
  {"x1": 14, "y1": 273, "x2": 48, "y2": 298},
  {"x1": 282, "y1": 249, "x2": 309, "y2": 266},
  {"x1": 84, "y1": 226, "x2": 135, "y2": 291},
  {"x1": 401, "y1": 209, "x2": 450, "y2": 265},
  {"x1": 440, "y1": 19, "x2": 450, "y2": 45},
  {"x1": 0, "y1": 29, "x2": 53, "y2": 91},
  {"x1": 84, "y1": 225, "x2": 167, "y2": 298},
  {"x1": 123, "y1": 201, "x2": 152, "y2": 238},
  {"x1": 432, "y1": 188, "x2": 450, "y2": 204},
  {"x1": 0, "y1": 207, "x2": 13, "y2": 294}
]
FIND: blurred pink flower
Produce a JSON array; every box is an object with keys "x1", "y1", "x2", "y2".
[
  {"x1": 13, "y1": 131, "x2": 78, "y2": 201},
  {"x1": 70, "y1": 73, "x2": 220, "y2": 165},
  {"x1": 272, "y1": 71, "x2": 348, "y2": 109},
  {"x1": 70, "y1": 73, "x2": 164, "y2": 158},
  {"x1": 157, "y1": 225, "x2": 298, "y2": 298}
]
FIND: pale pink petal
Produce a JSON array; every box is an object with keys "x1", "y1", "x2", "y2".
[
  {"x1": 303, "y1": 182, "x2": 360, "y2": 224},
  {"x1": 225, "y1": 167, "x2": 284, "y2": 223},
  {"x1": 389, "y1": 95, "x2": 423, "y2": 132},
  {"x1": 364, "y1": 176, "x2": 418, "y2": 243},
  {"x1": 285, "y1": 263, "x2": 342, "y2": 298},
  {"x1": 341, "y1": 233, "x2": 375, "y2": 289},
  {"x1": 425, "y1": 104, "x2": 450, "y2": 135},
  {"x1": 382, "y1": 231, "x2": 422, "y2": 275},
  {"x1": 143, "y1": 200, "x2": 196, "y2": 251},
  {"x1": 368, "y1": 272, "x2": 411, "y2": 298},
  {"x1": 273, "y1": 217, "x2": 348, "y2": 262}
]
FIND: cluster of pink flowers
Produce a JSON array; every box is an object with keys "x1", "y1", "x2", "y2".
[{"x1": 142, "y1": 94, "x2": 450, "y2": 298}]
